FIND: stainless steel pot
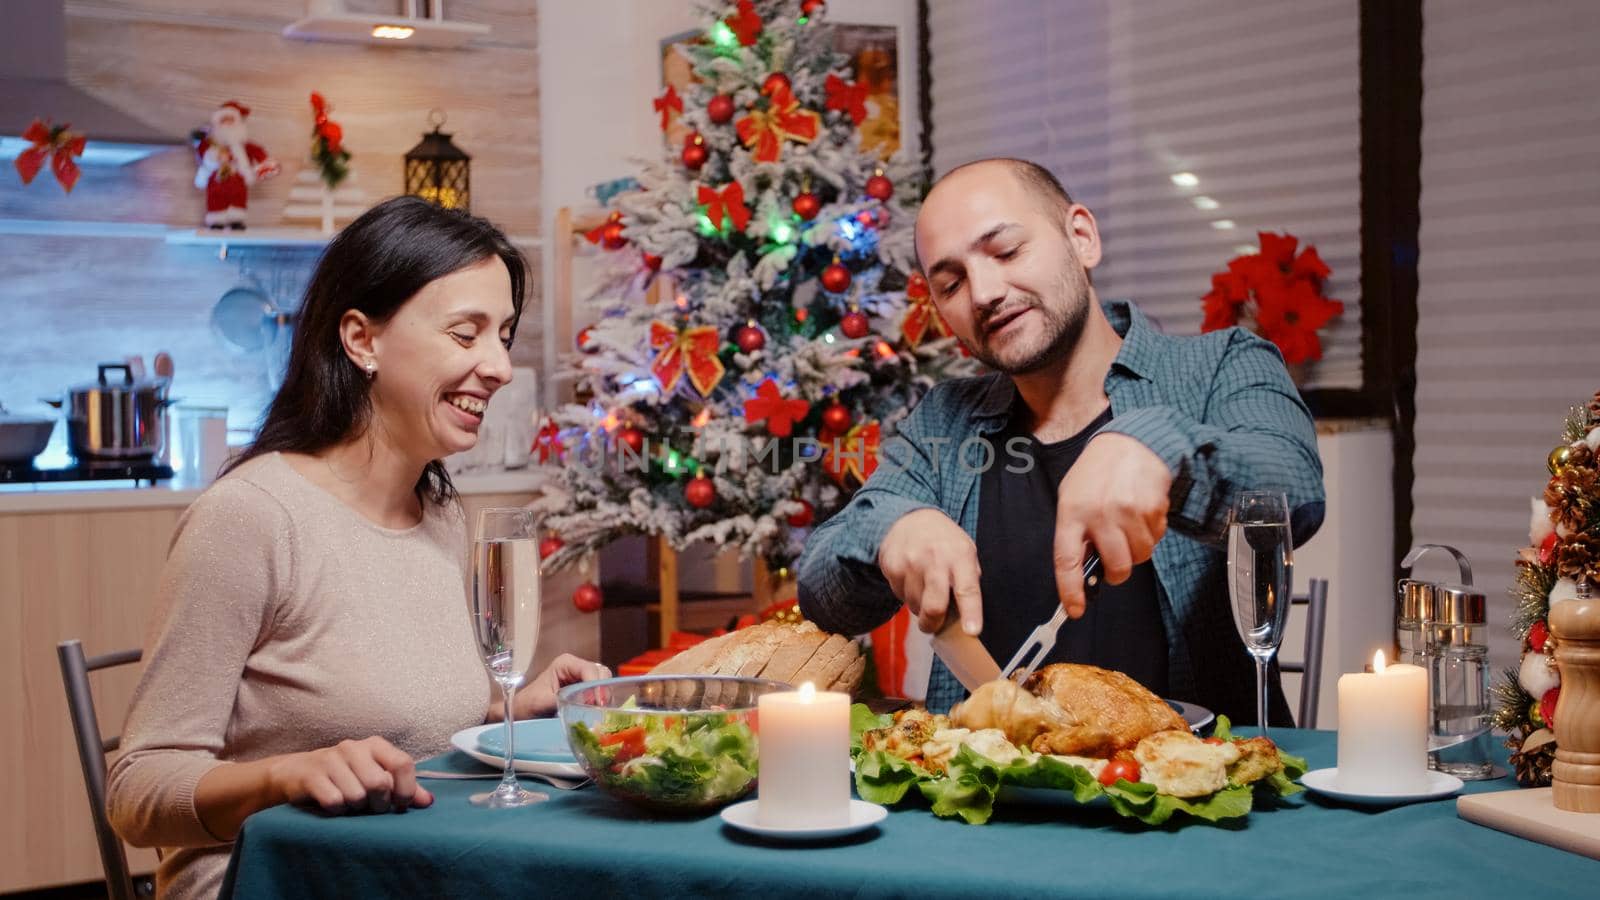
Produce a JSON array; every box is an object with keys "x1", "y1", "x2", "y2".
[
  {"x1": 46, "y1": 363, "x2": 173, "y2": 461},
  {"x1": 0, "y1": 402, "x2": 56, "y2": 464}
]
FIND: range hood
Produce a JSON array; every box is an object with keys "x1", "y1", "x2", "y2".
[
  {"x1": 284, "y1": 0, "x2": 489, "y2": 50},
  {"x1": 0, "y1": 0, "x2": 185, "y2": 165}
]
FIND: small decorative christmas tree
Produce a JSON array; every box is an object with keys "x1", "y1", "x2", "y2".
[
  {"x1": 1493, "y1": 389, "x2": 1600, "y2": 786},
  {"x1": 531, "y1": 0, "x2": 975, "y2": 601}
]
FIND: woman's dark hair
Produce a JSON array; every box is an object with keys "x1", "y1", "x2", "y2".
[{"x1": 223, "y1": 196, "x2": 528, "y2": 505}]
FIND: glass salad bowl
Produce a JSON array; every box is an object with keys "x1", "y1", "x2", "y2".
[{"x1": 557, "y1": 675, "x2": 789, "y2": 813}]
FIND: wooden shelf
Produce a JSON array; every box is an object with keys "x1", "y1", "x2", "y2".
[{"x1": 0, "y1": 219, "x2": 539, "y2": 252}]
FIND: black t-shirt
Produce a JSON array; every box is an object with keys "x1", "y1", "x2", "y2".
[{"x1": 975, "y1": 407, "x2": 1170, "y2": 697}]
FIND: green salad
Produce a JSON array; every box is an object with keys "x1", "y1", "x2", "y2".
[
  {"x1": 568, "y1": 702, "x2": 759, "y2": 810},
  {"x1": 851, "y1": 704, "x2": 1308, "y2": 826}
]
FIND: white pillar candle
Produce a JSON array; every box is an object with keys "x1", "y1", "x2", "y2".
[
  {"x1": 1336, "y1": 650, "x2": 1430, "y2": 793},
  {"x1": 757, "y1": 682, "x2": 850, "y2": 827}
]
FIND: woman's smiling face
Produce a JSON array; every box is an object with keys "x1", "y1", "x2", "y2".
[{"x1": 364, "y1": 255, "x2": 517, "y2": 463}]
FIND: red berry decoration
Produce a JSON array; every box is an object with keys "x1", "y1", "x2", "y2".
[
  {"x1": 600, "y1": 221, "x2": 626, "y2": 250},
  {"x1": 642, "y1": 253, "x2": 663, "y2": 272},
  {"x1": 1541, "y1": 686, "x2": 1560, "y2": 731},
  {"x1": 685, "y1": 474, "x2": 716, "y2": 509},
  {"x1": 820, "y1": 262, "x2": 852, "y2": 293},
  {"x1": 576, "y1": 325, "x2": 598, "y2": 353},
  {"x1": 865, "y1": 174, "x2": 894, "y2": 201},
  {"x1": 573, "y1": 582, "x2": 603, "y2": 613},
  {"x1": 761, "y1": 73, "x2": 791, "y2": 96},
  {"x1": 1529, "y1": 619, "x2": 1550, "y2": 653},
  {"x1": 792, "y1": 191, "x2": 821, "y2": 221},
  {"x1": 840, "y1": 310, "x2": 870, "y2": 338},
  {"x1": 707, "y1": 93, "x2": 735, "y2": 124},
  {"x1": 735, "y1": 323, "x2": 766, "y2": 353},
  {"x1": 801, "y1": 0, "x2": 826, "y2": 16},
  {"x1": 538, "y1": 535, "x2": 565, "y2": 560},
  {"x1": 1538, "y1": 531, "x2": 1558, "y2": 566},
  {"x1": 821, "y1": 402, "x2": 852, "y2": 433},
  {"x1": 616, "y1": 427, "x2": 646, "y2": 456},
  {"x1": 786, "y1": 499, "x2": 814, "y2": 528},
  {"x1": 682, "y1": 134, "x2": 708, "y2": 170}
]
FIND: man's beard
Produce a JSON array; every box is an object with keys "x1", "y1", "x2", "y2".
[{"x1": 969, "y1": 273, "x2": 1092, "y2": 376}]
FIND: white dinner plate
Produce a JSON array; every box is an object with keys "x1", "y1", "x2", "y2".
[
  {"x1": 450, "y1": 723, "x2": 587, "y2": 779},
  {"x1": 720, "y1": 799, "x2": 887, "y2": 840},
  {"x1": 474, "y1": 718, "x2": 579, "y2": 764},
  {"x1": 1167, "y1": 700, "x2": 1215, "y2": 733},
  {"x1": 1300, "y1": 767, "x2": 1463, "y2": 806}
]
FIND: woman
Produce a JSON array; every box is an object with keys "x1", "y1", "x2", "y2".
[{"x1": 108, "y1": 197, "x2": 605, "y2": 900}]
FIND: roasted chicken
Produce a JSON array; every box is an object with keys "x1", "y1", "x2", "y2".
[{"x1": 951, "y1": 663, "x2": 1187, "y2": 757}]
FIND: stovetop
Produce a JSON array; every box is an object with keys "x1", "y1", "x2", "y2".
[{"x1": 0, "y1": 459, "x2": 175, "y2": 485}]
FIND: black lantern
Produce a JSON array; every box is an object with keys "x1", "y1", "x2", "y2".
[{"x1": 404, "y1": 109, "x2": 471, "y2": 212}]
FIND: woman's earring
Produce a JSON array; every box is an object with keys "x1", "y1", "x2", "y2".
[{"x1": 364, "y1": 359, "x2": 376, "y2": 378}]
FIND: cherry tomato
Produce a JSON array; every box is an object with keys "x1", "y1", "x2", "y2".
[
  {"x1": 1203, "y1": 736, "x2": 1227, "y2": 745},
  {"x1": 1099, "y1": 758, "x2": 1141, "y2": 786}
]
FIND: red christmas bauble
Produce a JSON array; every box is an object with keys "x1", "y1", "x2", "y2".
[
  {"x1": 600, "y1": 221, "x2": 626, "y2": 250},
  {"x1": 735, "y1": 324, "x2": 766, "y2": 353},
  {"x1": 538, "y1": 535, "x2": 565, "y2": 560},
  {"x1": 1529, "y1": 619, "x2": 1550, "y2": 653},
  {"x1": 573, "y1": 582, "x2": 603, "y2": 613},
  {"x1": 792, "y1": 192, "x2": 821, "y2": 221},
  {"x1": 685, "y1": 475, "x2": 716, "y2": 509},
  {"x1": 617, "y1": 427, "x2": 646, "y2": 456},
  {"x1": 855, "y1": 210, "x2": 874, "y2": 227},
  {"x1": 786, "y1": 499, "x2": 814, "y2": 528},
  {"x1": 821, "y1": 403, "x2": 852, "y2": 433},
  {"x1": 707, "y1": 94, "x2": 735, "y2": 124},
  {"x1": 761, "y1": 73, "x2": 791, "y2": 96},
  {"x1": 840, "y1": 310, "x2": 870, "y2": 338},
  {"x1": 801, "y1": 0, "x2": 826, "y2": 16},
  {"x1": 682, "y1": 137, "x2": 708, "y2": 171},
  {"x1": 1539, "y1": 531, "x2": 1558, "y2": 566},
  {"x1": 821, "y1": 263, "x2": 852, "y2": 293},
  {"x1": 643, "y1": 253, "x2": 663, "y2": 272},
  {"x1": 865, "y1": 174, "x2": 894, "y2": 201},
  {"x1": 576, "y1": 325, "x2": 598, "y2": 353},
  {"x1": 1541, "y1": 686, "x2": 1560, "y2": 731}
]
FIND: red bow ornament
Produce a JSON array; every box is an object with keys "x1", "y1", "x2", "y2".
[
  {"x1": 532, "y1": 418, "x2": 564, "y2": 463},
  {"x1": 735, "y1": 84, "x2": 821, "y2": 164},
  {"x1": 900, "y1": 272, "x2": 951, "y2": 347},
  {"x1": 697, "y1": 181, "x2": 751, "y2": 232},
  {"x1": 824, "y1": 420, "x2": 881, "y2": 486},
  {"x1": 650, "y1": 321, "x2": 726, "y2": 397},
  {"x1": 653, "y1": 85, "x2": 684, "y2": 131},
  {"x1": 724, "y1": 0, "x2": 762, "y2": 46},
  {"x1": 14, "y1": 118, "x2": 86, "y2": 193},
  {"x1": 742, "y1": 379, "x2": 811, "y2": 437},
  {"x1": 824, "y1": 74, "x2": 870, "y2": 125}
]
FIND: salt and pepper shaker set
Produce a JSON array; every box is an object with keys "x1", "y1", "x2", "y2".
[{"x1": 1398, "y1": 544, "x2": 1497, "y2": 780}]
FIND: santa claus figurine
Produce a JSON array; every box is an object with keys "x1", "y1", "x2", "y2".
[{"x1": 193, "y1": 100, "x2": 279, "y2": 230}]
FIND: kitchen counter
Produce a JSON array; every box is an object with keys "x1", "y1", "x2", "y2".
[{"x1": 0, "y1": 468, "x2": 543, "y2": 514}]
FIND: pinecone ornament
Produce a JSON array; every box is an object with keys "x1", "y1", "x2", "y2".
[
  {"x1": 1509, "y1": 725, "x2": 1557, "y2": 787},
  {"x1": 1555, "y1": 531, "x2": 1600, "y2": 584},
  {"x1": 1545, "y1": 467, "x2": 1598, "y2": 531}
]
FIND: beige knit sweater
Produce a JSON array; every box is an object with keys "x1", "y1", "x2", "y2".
[{"x1": 108, "y1": 453, "x2": 490, "y2": 900}]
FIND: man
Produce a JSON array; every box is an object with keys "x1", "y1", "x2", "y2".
[{"x1": 797, "y1": 158, "x2": 1325, "y2": 723}]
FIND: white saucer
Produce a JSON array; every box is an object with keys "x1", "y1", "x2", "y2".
[
  {"x1": 719, "y1": 799, "x2": 887, "y2": 840},
  {"x1": 1300, "y1": 767, "x2": 1464, "y2": 806}
]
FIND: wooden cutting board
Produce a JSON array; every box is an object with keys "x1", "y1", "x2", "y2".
[{"x1": 1457, "y1": 788, "x2": 1600, "y2": 859}]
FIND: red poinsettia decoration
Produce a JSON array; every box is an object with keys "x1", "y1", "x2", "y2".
[
  {"x1": 309, "y1": 92, "x2": 351, "y2": 189},
  {"x1": 1200, "y1": 231, "x2": 1344, "y2": 366}
]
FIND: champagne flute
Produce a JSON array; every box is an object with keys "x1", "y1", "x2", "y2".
[
  {"x1": 1227, "y1": 491, "x2": 1293, "y2": 736},
  {"x1": 469, "y1": 507, "x2": 546, "y2": 808}
]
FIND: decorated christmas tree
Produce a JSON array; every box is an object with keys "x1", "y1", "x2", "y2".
[
  {"x1": 530, "y1": 0, "x2": 975, "y2": 594},
  {"x1": 1493, "y1": 389, "x2": 1600, "y2": 786}
]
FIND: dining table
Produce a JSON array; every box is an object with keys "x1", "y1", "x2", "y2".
[{"x1": 220, "y1": 728, "x2": 1599, "y2": 899}]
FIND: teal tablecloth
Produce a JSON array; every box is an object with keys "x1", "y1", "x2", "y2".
[{"x1": 220, "y1": 730, "x2": 1598, "y2": 899}]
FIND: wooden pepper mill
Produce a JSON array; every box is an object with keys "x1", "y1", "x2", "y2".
[{"x1": 1551, "y1": 593, "x2": 1600, "y2": 812}]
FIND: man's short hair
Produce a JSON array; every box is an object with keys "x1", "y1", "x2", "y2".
[{"x1": 937, "y1": 157, "x2": 1076, "y2": 232}]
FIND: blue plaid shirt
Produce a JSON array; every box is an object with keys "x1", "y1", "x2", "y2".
[{"x1": 797, "y1": 300, "x2": 1326, "y2": 715}]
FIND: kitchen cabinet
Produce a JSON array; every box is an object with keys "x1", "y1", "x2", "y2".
[{"x1": 0, "y1": 485, "x2": 596, "y2": 893}]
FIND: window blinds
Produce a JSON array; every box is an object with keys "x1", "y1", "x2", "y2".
[
  {"x1": 926, "y1": 0, "x2": 1364, "y2": 390},
  {"x1": 1414, "y1": 0, "x2": 1600, "y2": 671}
]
